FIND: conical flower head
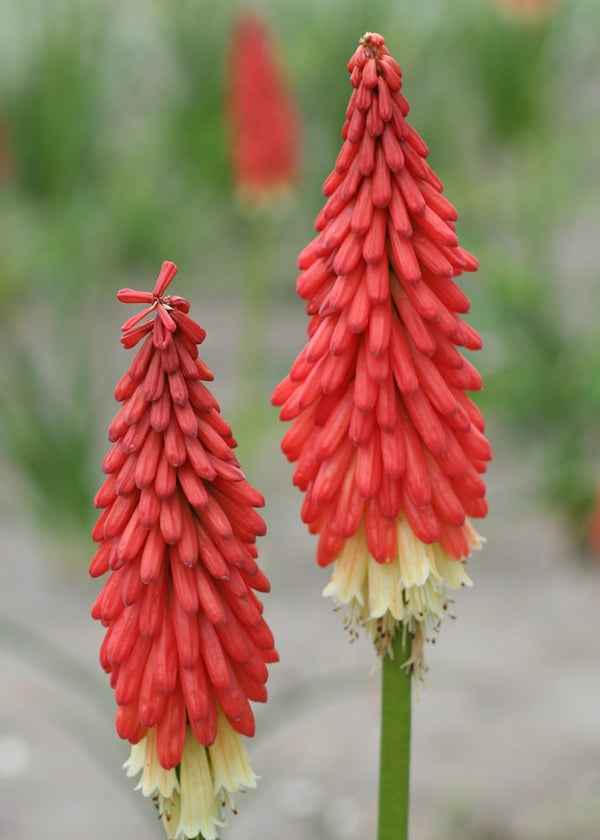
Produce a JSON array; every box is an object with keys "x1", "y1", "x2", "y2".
[
  {"x1": 272, "y1": 33, "x2": 492, "y2": 668},
  {"x1": 226, "y1": 11, "x2": 299, "y2": 206},
  {"x1": 91, "y1": 261, "x2": 278, "y2": 840}
]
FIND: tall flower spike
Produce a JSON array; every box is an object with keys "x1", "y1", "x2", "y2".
[
  {"x1": 91, "y1": 261, "x2": 278, "y2": 840},
  {"x1": 226, "y1": 11, "x2": 300, "y2": 207},
  {"x1": 272, "y1": 33, "x2": 492, "y2": 673}
]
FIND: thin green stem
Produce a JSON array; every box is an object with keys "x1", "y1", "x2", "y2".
[
  {"x1": 377, "y1": 632, "x2": 412, "y2": 840},
  {"x1": 239, "y1": 214, "x2": 271, "y2": 404},
  {"x1": 232, "y1": 212, "x2": 276, "y2": 465}
]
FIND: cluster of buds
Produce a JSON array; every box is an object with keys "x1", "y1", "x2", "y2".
[
  {"x1": 91, "y1": 262, "x2": 277, "y2": 839},
  {"x1": 272, "y1": 33, "x2": 492, "y2": 671}
]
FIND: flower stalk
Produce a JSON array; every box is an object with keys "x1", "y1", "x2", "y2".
[
  {"x1": 378, "y1": 633, "x2": 412, "y2": 840},
  {"x1": 237, "y1": 213, "x2": 273, "y2": 425}
]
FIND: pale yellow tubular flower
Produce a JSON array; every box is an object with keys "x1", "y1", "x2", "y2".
[
  {"x1": 158, "y1": 790, "x2": 181, "y2": 840},
  {"x1": 322, "y1": 513, "x2": 481, "y2": 670},
  {"x1": 367, "y1": 553, "x2": 403, "y2": 619},
  {"x1": 134, "y1": 718, "x2": 258, "y2": 840},
  {"x1": 173, "y1": 727, "x2": 225, "y2": 840},
  {"x1": 396, "y1": 515, "x2": 435, "y2": 588},
  {"x1": 123, "y1": 725, "x2": 224, "y2": 840},
  {"x1": 123, "y1": 738, "x2": 145, "y2": 779},
  {"x1": 209, "y1": 710, "x2": 258, "y2": 811},
  {"x1": 123, "y1": 727, "x2": 179, "y2": 798},
  {"x1": 322, "y1": 528, "x2": 368, "y2": 606},
  {"x1": 433, "y1": 545, "x2": 474, "y2": 589}
]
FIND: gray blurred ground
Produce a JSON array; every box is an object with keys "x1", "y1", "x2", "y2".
[{"x1": 1, "y1": 297, "x2": 599, "y2": 840}]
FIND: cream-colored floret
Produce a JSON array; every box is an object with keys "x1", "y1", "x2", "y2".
[
  {"x1": 124, "y1": 719, "x2": 257, "y2": 840},
  {"x1": 323, "y1": 515, "x2": 480, "y2": 666},
  {"x1": 210, "y1": 709, "x2": 257, "y2": 802},
  {"x1": 123, "y1": 727, "x2": 179, "y2": 798}
]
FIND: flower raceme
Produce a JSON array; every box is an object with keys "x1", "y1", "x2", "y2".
[
  {"x1": 272, "y1": 33, "x2": 492, "y2": 668},
  {"x1": 91, "y1": 261, "x2": 277, "y2": 840},
  {"x1": 226, "y1": 11, "x2": 299, "y2": 206}
]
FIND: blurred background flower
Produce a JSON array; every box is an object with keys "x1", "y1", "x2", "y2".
[
  {"x1": 226, "y1": 10, "x2": 300, "y2": 207},
  {"x1": 1, "y1": 1, "x2": 600, "y2": 839}
]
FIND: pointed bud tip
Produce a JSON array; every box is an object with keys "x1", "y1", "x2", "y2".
[
  {"x1": 153, "y1": 260, "x2": 178, "y2": 297},
  {"x1": 360, "y1": 32, "x2": 386, "y2": 52}
]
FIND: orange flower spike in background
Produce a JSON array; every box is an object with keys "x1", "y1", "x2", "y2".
[
  {"x1": 226, "y1": 12, "x2": 300, "y2": 206},
  {"x1": 501, "y1": 0, "x2": 556, "y2": 19},
  {"x1": 91, "y1": 261, "x2": 278, "y2": 840},
  {"x1": 272, "y1": 33, "x2": 492, "y2": 671}
]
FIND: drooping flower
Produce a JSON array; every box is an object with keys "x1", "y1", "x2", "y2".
[
  {"x1": 91, "y1": 261, "x2": 277, "y2": 840},
  {"x1": 272, "y1": 33, "x2": 492, "y2": 671},
  {"x1": 226, "y1": 11, "x2": 299, "y2": 207}
]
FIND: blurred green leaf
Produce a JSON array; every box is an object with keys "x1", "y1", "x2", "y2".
[
  {"x1": 0, "y1": 2, "x2": 108, "y2": 202},
  {"x1": 0, "y1": 322, "x2": 97, "y2": 543}
]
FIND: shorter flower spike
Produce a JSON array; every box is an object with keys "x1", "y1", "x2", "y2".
[
  {"x1": 272, "y1": 34, "x2": 492, "y2": 672},
  {"x1": 92, "y1": 261, "x2": 277, "y2": 840}
]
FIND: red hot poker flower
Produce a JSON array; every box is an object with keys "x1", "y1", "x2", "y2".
[
  {"x1": 91, "y1": 261, "x2": 278, "y2": 840},
  {"x1": 226, "y1": 12, "x2": 300, "y2": 206},
  {"x1": 272, "y1": 33, "x2": 492, "y2": 670}
]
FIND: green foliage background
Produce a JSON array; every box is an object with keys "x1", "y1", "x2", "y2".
[{"x1": 0, "y1": 0, "x2": 599, "y2": 550}]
